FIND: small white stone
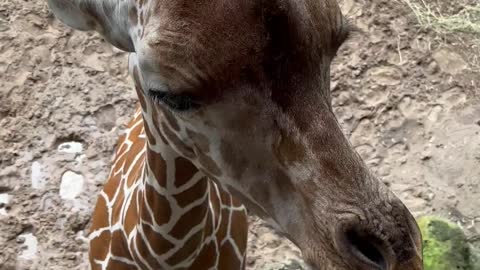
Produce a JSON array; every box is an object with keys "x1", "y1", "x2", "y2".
[
  {"x1": 59, "y1": 171, "x2": 84, "y2": 200},
  {"x1": 75, "y1": 154, "x2": 86, "y2": 163},
  {"x1": 0, "y1": 193, "x2": 10, "y2": 205},
  {"x1": 31, "y1": 162, "x2": 46, "y2": 189},
  {"x1": 18, "y1": 233, "x2": 38, "y2": 260},
  {"x1": 57, "y1": 142, "x2": 83, "y2": 154}
]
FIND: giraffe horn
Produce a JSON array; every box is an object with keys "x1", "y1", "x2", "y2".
[{"x1": 47, "y1": 0, "x2": 135, "y2": 52}]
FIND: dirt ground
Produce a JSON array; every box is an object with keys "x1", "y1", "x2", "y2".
[{"x1": 0, "y1": 0, "x2": 479, "y2": 269}]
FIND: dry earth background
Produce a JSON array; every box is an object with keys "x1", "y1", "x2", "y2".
[{"x1": 0, "y1": 0, "x2": 479, "y2": 269}]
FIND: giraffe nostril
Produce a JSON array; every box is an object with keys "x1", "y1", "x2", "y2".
[{"x1": 339, "y1": 227, "x2": 388, "y2": 270}]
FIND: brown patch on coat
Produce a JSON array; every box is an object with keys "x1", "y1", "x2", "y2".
[
  {"x1": 89, "y1": 230, "x2": 111, "y2": 261},
  {"x1": 129, "y1": 237, "x2": 150, "y2": 270},
  {"x1": 124, "y1": 189, "x2": 140, "y2": 235},
  {"x1": 126, "y1": 153, "x2": 144, "y2": 188},
  {"x1": 146, "y1": 147, "x2": 167, "y2": 187},
  {"x1": 229, "y1": 210, "x2": 248, "y2": 254},
  {"x1": 174, "y1": 156, "x2": 199, "y2": 187},
  {"x1": 111, "y1": 188, "x2": 125, "y2": 226},
  {"x1": 218, "y1": 241, "x2": 242, "y2": 269},
  {"x1": 110, "y1": 230, "x2": 134, "y2": 260},
  {"x1": 188, "y1": 241, "x2": 217, "y2": 269},
  {"x1": 89, "y1": 256, "x2": 102, "y2": 270},
  {"x1": 169, "y1": 201, "x2": 208, "y2": 239},
  {"x1": 123, "y1": 140, "x2": 145, "y2": 173},
  {"x1": 173, "y1": 177, "x2": 208, "y2": 208},
  {"x1": 144, "y1": 183, "x2": 171, "y2": 226},
  {"x1": 142, "y1": 223, "x2": 175, "y2": 255},
  {"x1": 216, "y1": 208, "x2": 230, "y2": 241},
  {"x1": 133, "y1": 233, "x2": 162, "y2": 269},
  {"x1": 90, "y1": 194, "x2": 109, "y2": 231},
  {"x1": 166, "y1": 229, "x2": 204, "y2": 265},
  {"x1": 231, "y1": 196, "x2": 244, "y2": 208}
]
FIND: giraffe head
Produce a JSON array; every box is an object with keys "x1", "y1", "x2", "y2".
[{"x1": 49, "y1": 0, "x2": 423, "y2": 269}]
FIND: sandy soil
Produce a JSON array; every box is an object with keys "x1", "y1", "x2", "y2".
[{"x1": 0, "y1": 0, "x2": 479, "y2": 269}]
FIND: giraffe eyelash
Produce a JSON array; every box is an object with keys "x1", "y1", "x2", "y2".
[{"x1": 147, "y1": 89, "x2": 201, "y2": 112}]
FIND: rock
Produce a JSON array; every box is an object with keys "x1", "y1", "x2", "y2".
[
  {"x1": 397, "y1": 96, "x2": 417, "y2": 118},
  {"x1": 82, "y1": 54, "x2": 105, "y2": 72},
  {"x1": 18, "y1": 233, "x2": 38, "y2": 260},
  {"x1": 0, "y1": 193, "x2": 10, "y2": 215},
  {"x1": 31, "y1": 161, "x2": 46, "y2": 189},
  {"x1": 432, "y1": 49, "x2": 468, "y2": 75},
  {"x1": 367, "y1": 66, "x2": 402, "y2": 86},
  {"x1": 0, "y1": 193, "x2": 10, "y2": 205},
  {"x1": 57, "y1": 141, "x2": 83, "y2": 154},
  {"x1": 94, "y1": 104, "x2": 117, "y2": 131},
  {"x1": 59, "y1": 171, "x2": 84, "y2": 200},
  {"x1": 425, "y1": 105, "x2": 443, "y2": 130},
  {"x1": 418, "y1": 216, "x2": 473, "y2": 270}
]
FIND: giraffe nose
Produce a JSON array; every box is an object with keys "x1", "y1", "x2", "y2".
[{"x1": 337, "y1": 225, "x2": 389, "y2": 270}]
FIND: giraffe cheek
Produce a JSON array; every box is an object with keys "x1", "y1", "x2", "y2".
[{"x1": 186, "y1": 129, "x2": 211, "y2": 153}]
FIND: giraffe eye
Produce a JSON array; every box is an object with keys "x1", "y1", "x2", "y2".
[{"x1": 148, "y1": 89, "x2": 201, "y2": 111}]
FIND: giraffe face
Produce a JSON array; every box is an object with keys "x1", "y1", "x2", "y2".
[
  {"x1": 48, "y1": 0, "x2": 423, "y2": 268},
  {"x1": 130, "y1": 1, "x2": 423, "y2": 268}
]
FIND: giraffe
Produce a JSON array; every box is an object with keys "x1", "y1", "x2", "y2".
[{"x1": 47, "y1": 0, "x2": 424, "y2": 269}]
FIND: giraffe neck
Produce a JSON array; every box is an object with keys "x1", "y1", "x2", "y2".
[{"x1": 126, "y1": 118, "x2": 215, "y2": 268}]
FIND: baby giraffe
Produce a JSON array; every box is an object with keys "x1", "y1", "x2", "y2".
[{"x1": 47, "y1": 0, "x2": 423, "y2": 269}]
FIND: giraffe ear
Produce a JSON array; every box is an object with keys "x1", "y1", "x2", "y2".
[{"x1": 47, "y1": 0, "x2": 135, "y2": 52}]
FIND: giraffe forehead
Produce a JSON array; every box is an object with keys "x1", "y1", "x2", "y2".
[
  {"x1": 137, "y1": 22, "x2": 263, "y2": 94},
  {"x1": 131, "y1": 0, "x2": 348, "y2": 100}
]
